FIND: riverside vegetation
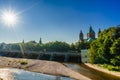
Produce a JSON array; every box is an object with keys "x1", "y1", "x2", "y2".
[
  {"x1": 89, "y1": 25, "x2": 120, "y2": 71},
  {"x1": 0, "y1": 40, "x2": 90, "y2": 52}
]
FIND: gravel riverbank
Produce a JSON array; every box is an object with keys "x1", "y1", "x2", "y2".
[
  {"x1": 0, "y1": 57, "x2": 120, "y2": 80},
  {"x1": 0, "y1": 57, "x2": 89, "y2": 80}
]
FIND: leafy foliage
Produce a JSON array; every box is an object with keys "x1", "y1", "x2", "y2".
[
  {"x1": 89, "y1": 26, "x2": 120, "y2": 67},
  {"x1": 42, "y1": 41, "x2": 70, "y2": 52},
  {"x1": 110, "y1": 38, "x2": 120, "y2": 66}
]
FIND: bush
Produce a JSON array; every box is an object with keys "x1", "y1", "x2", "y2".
[
  {"x1": 100, "y1": 64, "x2": 120, "y2": 71},
  {"x1": 20, "y1": 61, "x2": 28, "y2": 65}
]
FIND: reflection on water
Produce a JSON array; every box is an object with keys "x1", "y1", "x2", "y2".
[{"x1": 1, "y1": 68, "x2": 73, "y2": 80}]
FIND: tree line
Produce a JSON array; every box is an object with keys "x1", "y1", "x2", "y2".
[{"x1": 0, "y1": 41, "x2": 90, "y2": 52}]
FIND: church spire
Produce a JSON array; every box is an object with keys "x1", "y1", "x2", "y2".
[
  {"x1": 22, "y1": 39, "x2": 24, "y2": 43},
  {"x1": 87, "y1": 25, "x2": 95, "y2": 39},
  {"x1": 79, "y1": 30, "x2": 84, "y2": 43},
  {"x1": 39, "y1": 37, "x2": 42, "y2": 44},
  {"x1": 89, "y1": 25, "x2": 92, "y2": 33}
]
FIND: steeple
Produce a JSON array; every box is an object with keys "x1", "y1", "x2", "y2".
[
  {"x1": 22, "y1": 40, "x2": 24, "y2": 43},
  {"x1": 89, "y1": 26, "x2": 95, "y2": 34},
  {"x1": 39, "y1": 37, "x2": 42, "y2": 44},
  {"x1": 89, "y1": 26, "x2": 92, "y2": 33},
  {"x1": 79, "y1": 30, "x2": 84, "y2": 43},
  {"x1": 87, "y1": 26, "x2": 95, "y2": 39}
]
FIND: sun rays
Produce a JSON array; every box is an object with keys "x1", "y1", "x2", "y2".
[{"x1": 0, "y1": 8, "x2": 19, "y2": 27}]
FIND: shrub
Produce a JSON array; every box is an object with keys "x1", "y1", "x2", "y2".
[
  {"x1": 20, "y1": 61, "x2": 28, "y2": 65},
  {"x1": 100, "y1": 64, "x2": 120, "y2": 71}
]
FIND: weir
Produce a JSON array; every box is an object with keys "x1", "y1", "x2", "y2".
[
  {"x1": 50, "y1": 53, "x2": 54, "y2": 61},
  {"x1": 64, "y1": 54, "x2": 69, "y2": 62},
  {"x1": 0, "y1": 51, "x2": 81, "y2": 63}
]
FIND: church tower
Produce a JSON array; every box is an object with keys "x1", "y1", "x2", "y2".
[
  {"x1": 87, "y1": 26, "x2": 95, "y2": 39},
  {"x1": 39, "y1": 37, "x2": 42, "y2": 44},
  {"x1": 22, "y1": 40, "x2": 24, "y2": 43},
  {"x1": 79, "y1": 30, "x2": 84, "y2": 43}
]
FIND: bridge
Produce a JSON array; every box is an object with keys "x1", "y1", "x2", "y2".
[{"x1": 0, "y1": 51, "x2": 81, "y2": 63}]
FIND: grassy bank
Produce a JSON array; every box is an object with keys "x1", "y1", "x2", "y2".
[{"x1": 98, "y1": 64, "x2": 120, "y2": 72}]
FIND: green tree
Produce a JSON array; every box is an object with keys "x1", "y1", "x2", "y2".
[
  {"x1": 43, "y1": 41, "x2": 70, "y2": 52},
  {"x1": 110, "y1": 38, "x2": 120, "y2": 66},
  {"x1": 70, "y1": 43, "x2": 76, "y2": 51},
  {"x1": 75, "y1": 42, "x2": 81, "y2": 52},
  {"x1": 89, "y1": 26, "x2": 120, "y2": 65}
]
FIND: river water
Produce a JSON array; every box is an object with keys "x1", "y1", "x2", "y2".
[{"x1": 0, "y1": 68, "x2": 74, "y2": 80}]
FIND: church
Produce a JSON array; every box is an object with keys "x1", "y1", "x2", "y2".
[{"x1": 79, "y1": 26, "x2": 101, "y2": 43}]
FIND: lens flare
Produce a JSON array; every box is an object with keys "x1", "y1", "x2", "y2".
[{"x1": 0, "y1": 9, "x2": 18, "y2": 27}]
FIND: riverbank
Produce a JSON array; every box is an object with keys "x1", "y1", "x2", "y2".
[
  {"x1": 0, "y1": 57, "x2": 120, "y2": 80},
  {"x1": 64, "y1": 63, "x2": 120, "y2": 80},
  {"x1": 84, "y1": 63, "x2": 120, "y2": 78},
  {"x1": 0, "y1": 57, "x2": 89, "y2": 80}
]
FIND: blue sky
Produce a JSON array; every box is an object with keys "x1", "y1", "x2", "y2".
[{"x1": 0, "y1": 0, "x2": 120, "y2": 43}]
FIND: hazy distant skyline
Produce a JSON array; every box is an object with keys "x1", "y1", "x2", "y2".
[{"x1": 0, "y1": 0, "x2": 120, "y2": 43}]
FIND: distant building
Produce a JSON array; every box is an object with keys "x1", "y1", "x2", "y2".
[
  {"x1": 79, "y1": 26, "x2": 100, "y2": 43},
  {"x1": 79, "y1": 30, "x2": 84, "y2": 43},
  {"x1": 79, "y1": 26, "x2": 101, "y2": 63},
  {"x1": 22, "y1": 40, "x2": 24, "y2": 43},
  {"x1": 87, "y1": 26, "x2": 95, "y2": 40},
  {"x1": 39, "y1": 37, "x2": 42, "y2": 44}
]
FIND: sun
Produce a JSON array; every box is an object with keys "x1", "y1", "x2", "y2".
[{"x1": 1, "y1": 9, "x2": 18, "y2": 27}]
